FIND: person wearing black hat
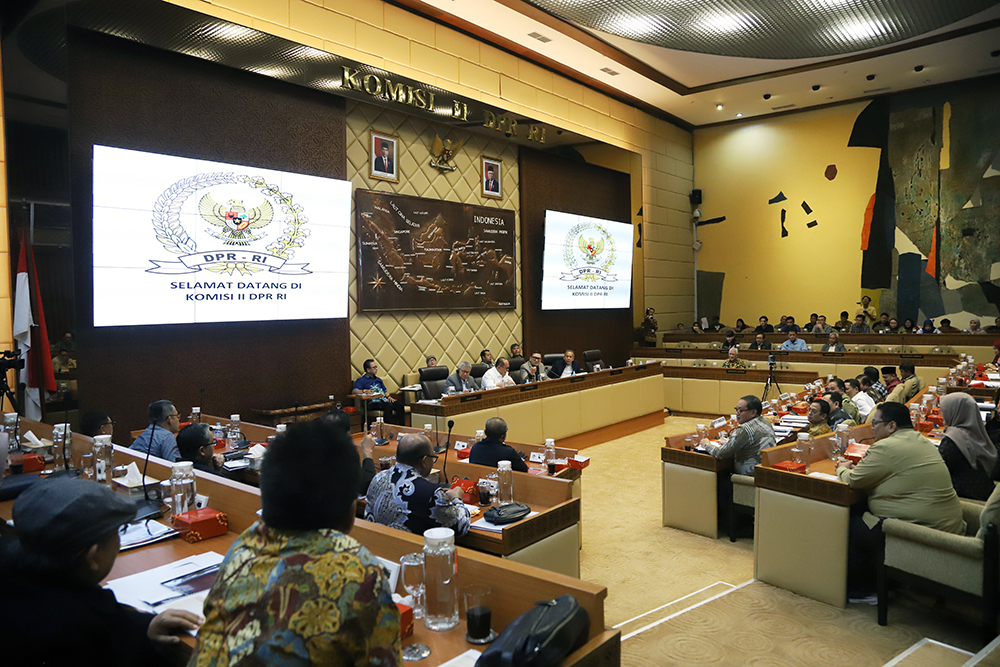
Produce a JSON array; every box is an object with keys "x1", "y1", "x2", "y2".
[
  {"x1": 881, "y1": 366, "x2": 901, "y2": 393},
  {"x1": 0, "y1": 478, "x2": 202, "y2": 666}
]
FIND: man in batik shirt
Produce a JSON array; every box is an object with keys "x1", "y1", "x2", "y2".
[
  {"x1": 366, "y1": 434, "x2": 471, "y2": 536},
  {"x1": 192, "y1": 419, "x2": 401, "y2": 667}
]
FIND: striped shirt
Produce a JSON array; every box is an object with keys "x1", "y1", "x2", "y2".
[{"x1": 706, "y1": 416, "x2": 776, "y2": 476}]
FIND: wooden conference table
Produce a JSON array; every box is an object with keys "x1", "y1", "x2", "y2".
[
  {"x1": 0, "y1": 442, "x2": 618, "y2": 666},
  {"x1": 408, "y1": 362, "x2": 664, "y2": 448}
]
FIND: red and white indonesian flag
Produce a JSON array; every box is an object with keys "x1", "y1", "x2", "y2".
[{"x1": 13, "y1": 241, "x2": 56, "y2": 420}]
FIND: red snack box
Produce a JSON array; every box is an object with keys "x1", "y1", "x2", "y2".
[
  {"x1": 915, "y1": 421, "x2": 934, "y2": 433},
  {"x1": 927, "y1": 414, "x2": 944, "y2": 428},
  {"x1": 791, "y1": 404, "x2": 809, "y2": 416},
  {"x1": 845, "y1": 442, "x2": 870, "y2": 464},
  {"x1": 456, "y1": 448, "x2": 471, "y2": 460},
  {"x1": 568, "y1": 455, "x2": 590, "y2": 470},
  {"x1": 172, "y1": 508, "x2": 228, "y2": 543},
  {"x1": 773, "y1": 460, "x2": 806, "y2": 473},
  {"x1": 396, "y1": 602, "x2": 413, "y2": 638},
  {"x1": 22, "y1": 453, "x2": 45, "y2": 473}
]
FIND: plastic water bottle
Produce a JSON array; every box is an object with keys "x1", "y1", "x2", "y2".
[
  {"x1": 227, "y1": 414, "x2": 241, "y2": 446},
  {"x1": 475, "y1": 429, "x2": 485, "y2": 445},
  {"x1": 93, "y1": 434, "x2": 114, "y2": 485},
  {"x1": 170, "y1": 461, "x2": 196, "y2": 515},
  {"x1": 423, "y1": 527, "x2": 459, "y2": 631},
  {"x1": 4, "y1": 413, "x2": 20, "y2": 451},
  {"x1": 53, "y1": 423, "x2": 72, "y2": 470},
  {"x1": 544, "y1": 438, "x2": 557, "y2": 475},
  {"x1": 497, "y1": 460, "x2": 513, "y2": 505}
]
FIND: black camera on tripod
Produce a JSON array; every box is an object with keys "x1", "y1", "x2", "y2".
[
  {"x1": 0, "y1": 349, "x2": 24, "y2": 373},
  {"x1": 768, "y1": 354, "x2": 776, "y2": 364}
]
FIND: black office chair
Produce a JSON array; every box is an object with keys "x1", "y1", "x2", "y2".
[
  {"x1": 510, "y1": 367, "x2": 528, "y2": 385},
  {"x1": 543, "y1": 353, "x2": 563, "y2": 367},
  {"x1": 508, "y1": 356, "x2": 526, "y2": 372},
  {"x1": 470, "y1": 363, "x2": 489, "y2": 383},
  {"x1": 419, "y1": 366, "x2": 450, "y2": 400},
  {"x1": 583, "y1": 349, "x2": 604, "y2": 372}
]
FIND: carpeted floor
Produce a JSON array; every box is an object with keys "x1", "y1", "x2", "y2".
[{"x1": 577, "y1": 415, "x2": 984, "y2": 666}]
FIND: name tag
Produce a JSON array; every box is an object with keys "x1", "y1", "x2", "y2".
[
  {"x1": 528, "y1": 452, "x2": 545, "y2": 463},
  {"x1": 711, "y1": 417, "x2": 727, "y2": 429}
]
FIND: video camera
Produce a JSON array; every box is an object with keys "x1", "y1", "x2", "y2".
[{"x1": 0, "y1": 349, "x2": 24, "y2": 374}]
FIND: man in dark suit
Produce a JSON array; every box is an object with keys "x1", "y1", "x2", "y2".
[
  {"x1": 469, "y1": 417, "x2": 527, "y2": 471},
  {"x1": 748, "y1": 333, "x2": 772, "y2": 350},
  {"x1": 374, "y1": 144, "x2": 393, "y2": 173},
  {"x1": 444, "y1": 361, "x2": 480, "y2": 393},
  {"x1": 484, "y1": 166, "x2": 499, "y2": 193},
  {"x1": 548, "y1": 349, "x2": 583, "y2": 379}
]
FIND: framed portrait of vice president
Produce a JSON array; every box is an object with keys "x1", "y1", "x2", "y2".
[
  {"x1": 481, "y1": 157, "x2": 502, "y2": 199},
  {"x1": 370, "y1": 130, "x2": 399, "y2": 183}
]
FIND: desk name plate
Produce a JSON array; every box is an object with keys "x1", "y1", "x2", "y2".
[{"x1": 460, "y1": 394, "x2": 482, "y2": 403}]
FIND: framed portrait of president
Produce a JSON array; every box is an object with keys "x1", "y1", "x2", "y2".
[
  {"x1": 481, "y1": 156, "x2": 502, "y2": 199},
  {"x1": 370, "y1": 130, "x2": 399, "y2": 183}
]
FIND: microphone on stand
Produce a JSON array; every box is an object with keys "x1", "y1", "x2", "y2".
[
  {"x1": 133, "y1": 417, "x2": 164, "y2": 521},
  {"x1": 437, "y1": 419, "x2": 454, "y2": 487}
]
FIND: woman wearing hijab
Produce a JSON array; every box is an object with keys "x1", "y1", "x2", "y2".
[
  {"x1": 916, "y1": 318, "x2": 940, "y2": 334},
  {"x1": 902, "y1": 318, "x2": 917, "y2": 333},
  {"x1": 991, "y1": 340, "x2": 1000, "y2": 368},
  {"x1": 938, "y1": 393, "x2": 999, "y2": 500}
]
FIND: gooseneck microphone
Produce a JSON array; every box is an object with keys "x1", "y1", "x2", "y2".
[
  {"x1": 133, "y1": 417, "x2": 163, "y2": 521},
  {"x1": 438, "y1": 419, "x2": 455, "y2": 487}
]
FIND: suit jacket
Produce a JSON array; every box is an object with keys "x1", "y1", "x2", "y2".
[
  {"x1": 374, "y1": 155, "x2": 393, "y2": 173},
  {"x1": 547, "y1": 359, "x2": 583, "y2": 379},
  {"x1": 886, "y1": 374, "x2": 921, "y2": 404},
  {"x1": 469, "y1": 437, "x2": 528, "y2": 472},
  {"x1": 485, "y1": 179, "x2": 499, "y2": 193},
  {"x1": 444, "y1": 371, "x2": 479, "y2": 393},
  {"x1": 748, "y1": 341, "x2": 772, "y2": 350}
]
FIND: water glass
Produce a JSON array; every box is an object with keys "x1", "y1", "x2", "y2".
[
  {"x1": 400, "y1": 552, "x2": 425, "y2": 619},
  {"x1": 80, "y1": 452, "x2": 95, "y2": 480},
  {"x1": 464, "y1": 584, "x2": 494, "y2": 643}
]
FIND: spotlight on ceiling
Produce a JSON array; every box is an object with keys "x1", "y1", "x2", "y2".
[
  {"x1": 866, "y1": 74, "x2": 875, "y2": 81},
  {"x1": 993, "y1": 50, "x2": 1000, "y2": 57},
  {"x1": 914, "y1": 65, "x2": 924, "y2": 72},
  {"x1": 716, "y1": 104, "x2": 724, "y2": 110},
  {"x1": 812, "y1": 84, "x2": 821, "y2": 91},
  {"x1": 736, "y1": 113, "x2": 743, "y2": 117},
  {"x1": 763, "y1": 93, "x2": 771, "y2": 100}
]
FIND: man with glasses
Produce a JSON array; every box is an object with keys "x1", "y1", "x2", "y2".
[
  {"x1": 128, "y1": 399, "x2": 181, "y2": 462},
  {"x1": 806, "y1": 400, "x2": 833, "y2": 438},
  {"x1": 176, "y1": 423, "x2": 224, "y2": 476},
  {"x1": 445, "y1": 361, "x2": 480, "y2": 393},
  {"x1": 524, "y1": 351, "x2": 548, "y2": 382},
  {"x1": 365, "y1": 433, "x2": 470, "y2": 536},
  {"x1": 836, "y1": 402, "x2": 965, "y2": 601},
  {"x1": 700, "y1": 396, "x2": 776, "y2": 476}
]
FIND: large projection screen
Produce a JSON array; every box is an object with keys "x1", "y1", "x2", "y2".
[
  {"x1": 92, "y1": 145, "x2": 351, "y2": 327},
  {"x1": 540, "y1": 210, "x2": 634, "y2": 310}
]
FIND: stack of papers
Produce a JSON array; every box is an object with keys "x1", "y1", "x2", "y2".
[
  {"x1": 773, "y1": 426, "x2": 794, "y2": 439},
  {"x1": 119, "y1": 520, "x2": 178, "y2": 551},
  {"x1": 105, "y1": 552, "x2": 224, "y2": 616},
  {"x1": 780, "y1": 416, "x2": 810, "y2": 427},
  {"x1": 416, "y1": 399, "x2": 441, "y2": 405},
  {"x1": 471, "y1": 511, "x2": 539, "y2": 532}
]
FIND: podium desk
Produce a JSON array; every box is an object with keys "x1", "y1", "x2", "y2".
[
  {"x1": 0, "y1": 479, "x2": 618, "y2": 667},
  {"x1": 408, "y1": 363, "x2": 664, "y2": 448}
]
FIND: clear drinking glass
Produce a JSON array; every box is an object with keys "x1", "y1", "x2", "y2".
[
  {"x1": 80, "y1": 452, "x2": 95, "y2": 480},
  {"x1": 400, "y1": 552, "x2": 426, "y2": 619}
]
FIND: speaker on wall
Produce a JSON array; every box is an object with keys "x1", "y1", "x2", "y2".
[{"x1": 689, "y1": 189, "x2": 702, "y2": 205}]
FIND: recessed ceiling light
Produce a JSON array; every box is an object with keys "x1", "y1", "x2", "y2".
[
  {"x1": 736, "y1": 113, "x2": 743, "y2": 117},
  {"x1": 698, "y1": 13, "x2": 749, "y2": 35},
  {"x1": 828, "y1": 19, "x2": 884, "y2": 43},
  {"x1": 607, "y1": 15, "x2": 659, "y2": 38},
  {"x1": 716, "y1": 104, "x2": 724, "y2": 110}
]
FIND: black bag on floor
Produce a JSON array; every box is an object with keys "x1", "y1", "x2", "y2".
[{"x1": 475, "y1": 594, "x2": 589, "y2": 667}]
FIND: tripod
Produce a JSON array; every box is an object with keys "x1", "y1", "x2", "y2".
[
  {"x1": 760, "y1": 358, "x2": 782, "y2": 403},
  {"x1": 0, "y1": 366, "x2": 20, "y2": 414}
]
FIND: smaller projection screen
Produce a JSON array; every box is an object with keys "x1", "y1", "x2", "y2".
[
  {"x1": 91, "y1": 145, "x2": 351, "y2": 327},
  {"x1": 540, "y1": 210, "x2": 634, "y2": 310}
]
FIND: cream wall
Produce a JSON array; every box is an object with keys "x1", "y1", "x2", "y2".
[
  {"x1": 162, "y1": 0, "x2": 695, "y2": 340},
  {"x1": 0, "y1": 48, "x2": 13, "y2": 367},
  {"x1": 693, "y1": 103, "x2": 880, "y2": 326}
]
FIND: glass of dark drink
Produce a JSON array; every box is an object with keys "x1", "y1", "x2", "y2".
[
  {"x1": 8, "y1": 450, "x2": 24, "y2": 475},
  {"x1": 379, "y1": 456, "x2": 393, "y2": 471},
  {"x1": 464, "y1": 584, "x2": 494, "y2": 644}
]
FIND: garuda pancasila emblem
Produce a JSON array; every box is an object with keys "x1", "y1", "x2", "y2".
[
  {"x1": 580, "y1": 236, "x2": 604, "y2": 264},
  {"x1": 429, "y1": 134, "x2": 466, "y2": 172},
  {"x1": 199, "y1": 195, "x2": 274, "y2": 246}
]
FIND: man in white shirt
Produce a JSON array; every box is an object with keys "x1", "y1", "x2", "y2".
[
  {"x1": 845, "y1": 378, "x2": 876, "y2": 419},
  {"x1": 481, "y1": 357, "x2": 515, "y2": 390}
]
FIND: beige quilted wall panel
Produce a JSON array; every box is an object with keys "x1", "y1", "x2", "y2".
[{"x1": 346, "y1": 101, "x2": 522, "y2": 391}]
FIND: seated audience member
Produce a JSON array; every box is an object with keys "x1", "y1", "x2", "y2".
[
  {"x1": 779, "y1": 316, "x2": 801, "y2": 334},
  {"x1": 754, "y1": 316, "x2": 774, "y2": 334},
  {"x1": 988, "y1": 317, "x2": 1000, "y2": 334},
  {"x1": 352, "y1": 359, "x2": 405, "y2": 425},
  {"x1": 523, "y1": 351, "x2": 548, "y2": 382},
  {"x1": 822, "y1": 392, "x2": 856, "y2": 429},
  {"x1": 821, "y1": 332, "x2": 846, "y2": 352},
  {"x1": 445, "y1": 361, "x2": 480, "y2": 393},
  {"x1": 805, "y1": 313, "x2": 819, "y2": 331},
  {"x1": 548, "y1": 349, "x2": 583, "y2": 378},
  {"x1": 708, "y1": 316, "x2": 724, "y2": 331},
  {"x1": 872, "y1": 313, "x2": 891, "y2": 333},
  {"x1": 176, "y1": 423, "x2": 224, "y2": 476},
  {"x1": 807, "y1": 400, "x2": 833, "y2": 437},
  {"x1": 722, "y1": 347, "x2": 747, "y2": 369},
  {"x1": 835, "y1": 311, "x2": 853, "y2": 331},
  {"x1": 482, "y1": 357, "x2": 516, "y2": 390},
  {"x1": 856, "y1": 295, "x2": 877, "y2": 324},
  {"x1": 721, "y1": 330, "x2": 738, "y2": 350},
  {"x1": 827, "y1": 378, "x2": 860, "y2": 422},
  {"x1": 748, "y1": 333, "x2": 771, "y2": 350},
  {"x1": 480, "y1": 349, "x2": 494, "y2": 367},
  {"x1": 967, "y1": 318, "x2": 987, "y2": 335},
  {"x1": 51, "y1": 349, "x2": 77, "y2": 374},
  {"x1": 51, "y1": 331, "x2": 76, "y2": 356},
  {"x1": 937, "y1": 318, "x2": 961, "y2": 334},
  {"x1": 509, "y1": 343, "x2": 522, "y2": 358},
  {"x1": 886, "y1": 361, "x2": 921, "y2": 404},
  {"x1": 885, "y1": 317, "x2": 903, "y2": 334},
  {"x1": 938, "y1": 393, "x2": 998, "y2": 500},
  {"x1": 812, "y1": 315, "x2": 833, "y2": 334},
  {"x1": 195, "y1": 419, "x2": 401, "y2": 665},
  {"x1": 675, "y1": 323, "x2": 686, "y2": 331},
  {"x1": 691, "y1": 321, "x2": 704, "y2": 334},
  {"x1": 323, "y1": 408, "x2": 377, "y2": 495},
  {"x1": 864, "y1": 366, "x2": 888, "y2": 402},
  {"x1": 845, "y1": 378, "x2": 876, "y2": 420},
  {"x1": 902, "y1": 318, "x2": 918, "y2": 333},
  {"x1": 848, "y1": 314, "x2": 871, "y2": 334},
  {"x1": 733, "y1": 318, "x2": 749, "y2": 332},
  {"x1": 129, "y1": 399, "x2": 181, "y2": 462},
  {"x1": 992, "y1": 340, "x2": 1000, "y2": 368},
  {"x1": 425, "y1": 355, "x2": 438, "y2": 367},
  {"x1": 0, "y1": 479, "x2": 202, "y2": 666},
  {"x1": 781, "y1": 330, "x2": 808, "y2": 351},
  {"x1": 366, "y1": 433, "x2": 470, "y2": 536},
  {"x1": 701, "y1": 395, "x2": 776, "y2": 475},
  {"x1": 778, "y1": 315, "x2": 789, "y2": 329},
  {"x1": 80, "y1": 410, "x2": 115, "y2": 440},
  {"x1": 836, "y1": 402, "x2": 966, "y2": 599},
  {"x1": 469, "y1": 417, "x2": 528, "y2": 472},
  {"x1": 916, "y1": 318, "x2": 940, "y2": 334},
  {"x1": 881, "y1": 365, "x2": 901, "y2": 393}
]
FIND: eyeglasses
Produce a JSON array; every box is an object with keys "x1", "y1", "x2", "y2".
[
  {"x1": 734, "y1": 406, "x2": 747, "y2": 413},
  {"x1": 424, "y1": 454, "x2": 439, "y2": 464},
  {"x1": 870, "y1": 419, "x2": 887, "y2": 426}
]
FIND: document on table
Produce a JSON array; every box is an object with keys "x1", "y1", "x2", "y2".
[
  {"x1": 807, "y1": 471, "x2": 840, "y2": 482},
  {"x1": 437, "y1": 649, "x2": 482, "y2": 666},
  {"x1": 399, "y1": 384, "x2": 422, "y2": 391},
  {"x1": 471, "y1": 512, "x2": 539, "y2": 532},
  {"x1": 119, "y1": 519, "x2": 178, "y2": 551},
  {"x1": 105, "y1": 551, "x2": 224, "y2": 613}
]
